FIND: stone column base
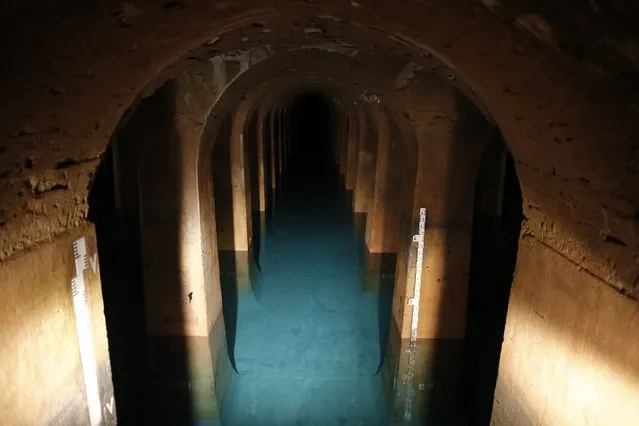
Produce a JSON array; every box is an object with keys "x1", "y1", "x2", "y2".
[
  {"x1": 353, "y1": 212, "x2": 367, "y2": 237},
  {"x1": 218, "y1": 250, "x2": 254, "y2": 294},
  {"x1": 144, "y1": 315, "x2": 232, "y2": 425},
  {"x1": 363, "y1": 250, "x2": 396, "y2": 293},
  {"x1": 251, "y1": 211, "x2": 267, "y2": 257},
  {"x1": 269, "y1": 188, "x2": 278, "y2": 222},
  {"x1": 343, "y1": 188, "x2": 354, "y2": 209},
  {"x1": 382, "y1": 318, "x2": 466, "y2": 425}
]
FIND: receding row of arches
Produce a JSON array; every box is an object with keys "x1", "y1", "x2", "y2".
[
  {"x1": 88, "y1": 48, "x2": 522, "y2": 425},
  {"x1": 2, "y1": 2, "x2": 639, "y2": 426}
]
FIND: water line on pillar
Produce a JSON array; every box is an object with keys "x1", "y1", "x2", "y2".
[{"x1": 404, "y1": 207, "x2": 427, "y2": 422}]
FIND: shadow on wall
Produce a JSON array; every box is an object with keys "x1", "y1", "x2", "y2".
[
  {"x1": 88, "y1": 81, "x2": 195, "y2": 425},
  {"x1": 376, "y1": 272, "x2": 395, "y2": 375},
  {"x1": 246, "y1": 110, "x2": 264, "y2": 274},
  {"x1": 212, "y1": 113, "x2": 241, "y2": 374},
  {"x1": 414, "y1": 93, "x2": 495, "y2": 425},
  {"x1": 376, "y1": 115, "x2": 404, "y2": 375},
  {"x1": 399, "y1": 92, "x2": 522, "y2": 425},
  {"x1": 464, "y1": 135, "x2": 523, "y2": 425},
  {"x1": 262, "y1": 110, "x2": 275, "y2": 233},
  {"x1": 88, "y1": 140, "x2": 145, "y2": 425}
]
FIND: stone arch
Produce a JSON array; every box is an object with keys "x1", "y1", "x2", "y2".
[
  {"x1": 2, "y1": 2, "x2": 639, "y2": 425},
  {"x1": 6, "y1": 3, "x2": 636, "y2": 282}
]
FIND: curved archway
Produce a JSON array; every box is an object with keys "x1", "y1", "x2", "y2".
[
  {"x1": 2, "y1": 2, "x2": 639, "y2": 426},
  {"x1": 36, "y1": 38, "x2": 568, "y2": 424}
]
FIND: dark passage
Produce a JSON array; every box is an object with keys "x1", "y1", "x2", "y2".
[
  {"x1": 88, "y1": 145, "x2": 146, "y2": 426},
  {"x1": 464, "y1": 137, "x2": 523, "y2": 425},
  {"x1": 221, "y1": 94, "x2": 391, "y2": 425},
  {"x1": 89, "y1": 84, "x2": 197, "y2": 426}
]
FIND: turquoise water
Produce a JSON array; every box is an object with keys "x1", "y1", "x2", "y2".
[{"x1": 220, "y1": 149, "x2": 392, "y2": 426}]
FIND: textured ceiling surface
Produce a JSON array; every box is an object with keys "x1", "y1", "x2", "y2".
[{"x1": 0, "y1": 0, "x2": 637, "y2": 297}]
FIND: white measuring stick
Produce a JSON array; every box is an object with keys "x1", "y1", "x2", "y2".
[
  {"x1": 72, "y1": 237, "x2": 103, "y2": 426},
  {"x1": 404, "y1": 208, "x2": 427, "y2": 422}
]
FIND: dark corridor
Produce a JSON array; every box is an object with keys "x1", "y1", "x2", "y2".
[
  {"x1": 89, "y1": 90, "x2": 522, "y2": 426},
  {"x1": 220, "y1": 93, "x2": 392, "y2": 425}
]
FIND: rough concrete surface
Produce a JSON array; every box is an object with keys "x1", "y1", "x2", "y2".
[{"x1": 0, "y1": 1, "x2": 638, "y2": 425}]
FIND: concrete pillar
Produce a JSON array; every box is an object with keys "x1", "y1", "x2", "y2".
[
  {"x1": 111, "y1": 132, "x2": 143, "y2": 290},
  {"x1": 344, "y1": 109, "x2": 359, "y2": 202},
  {"x1": 261, "y1": 110, "x2": 274, "y2": 225},
  {"x1": 213, "y1": 98, "x2": 256, "y2": 294},
  {"x1": 285, "y1": 106, "x2": 292, "y2": 171},
  {"x1": 352, "y1": 108, "x2": 375, "y2": 233},
  {"x1": 382, "y1": 89, "x2": 494, "y2": 424},
  {"x1": 269, "y1": 110, "x2": 277, "y2": 190},
  {"x1": 465, "y1": 134, "x2": 509, "y2": 423},
  {"x1": 254, "y1": 108, "x2": 268, "y2": 250},
  {"x1": 281, "y1": 106, "x2": 289, "y2": 182},
  {"x1": 338, "y1": 110, "x2": 350, "y2": 179},
  {"x1": 137, "y1": 75, "x2": 230, "y2": 424},
  {"x1": 363, "y1": 110, "x2": 402, "y2": 291},
  {"x1": 107, "y1": 131, "x2": 146, "y2": 423},
  {"x1": 269, "y1": 109, "x2": 280, "y2": 210},
  {"x1": 329, "y1": 100, "x2": 342, "y2": 167},
  {"x1": 284, "y1": 106, "x2": 288, "y2": 171},
  {"x1": 277, "y1": 107, "x2": 284, "y2": 179},
  {"x1": 474, "y1": 137, "x2": 507, "y2": 221}
]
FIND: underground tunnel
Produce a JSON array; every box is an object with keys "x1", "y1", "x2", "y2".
[{"x1": 1, "y1": 1, "x2": 638, "y2": 426}]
